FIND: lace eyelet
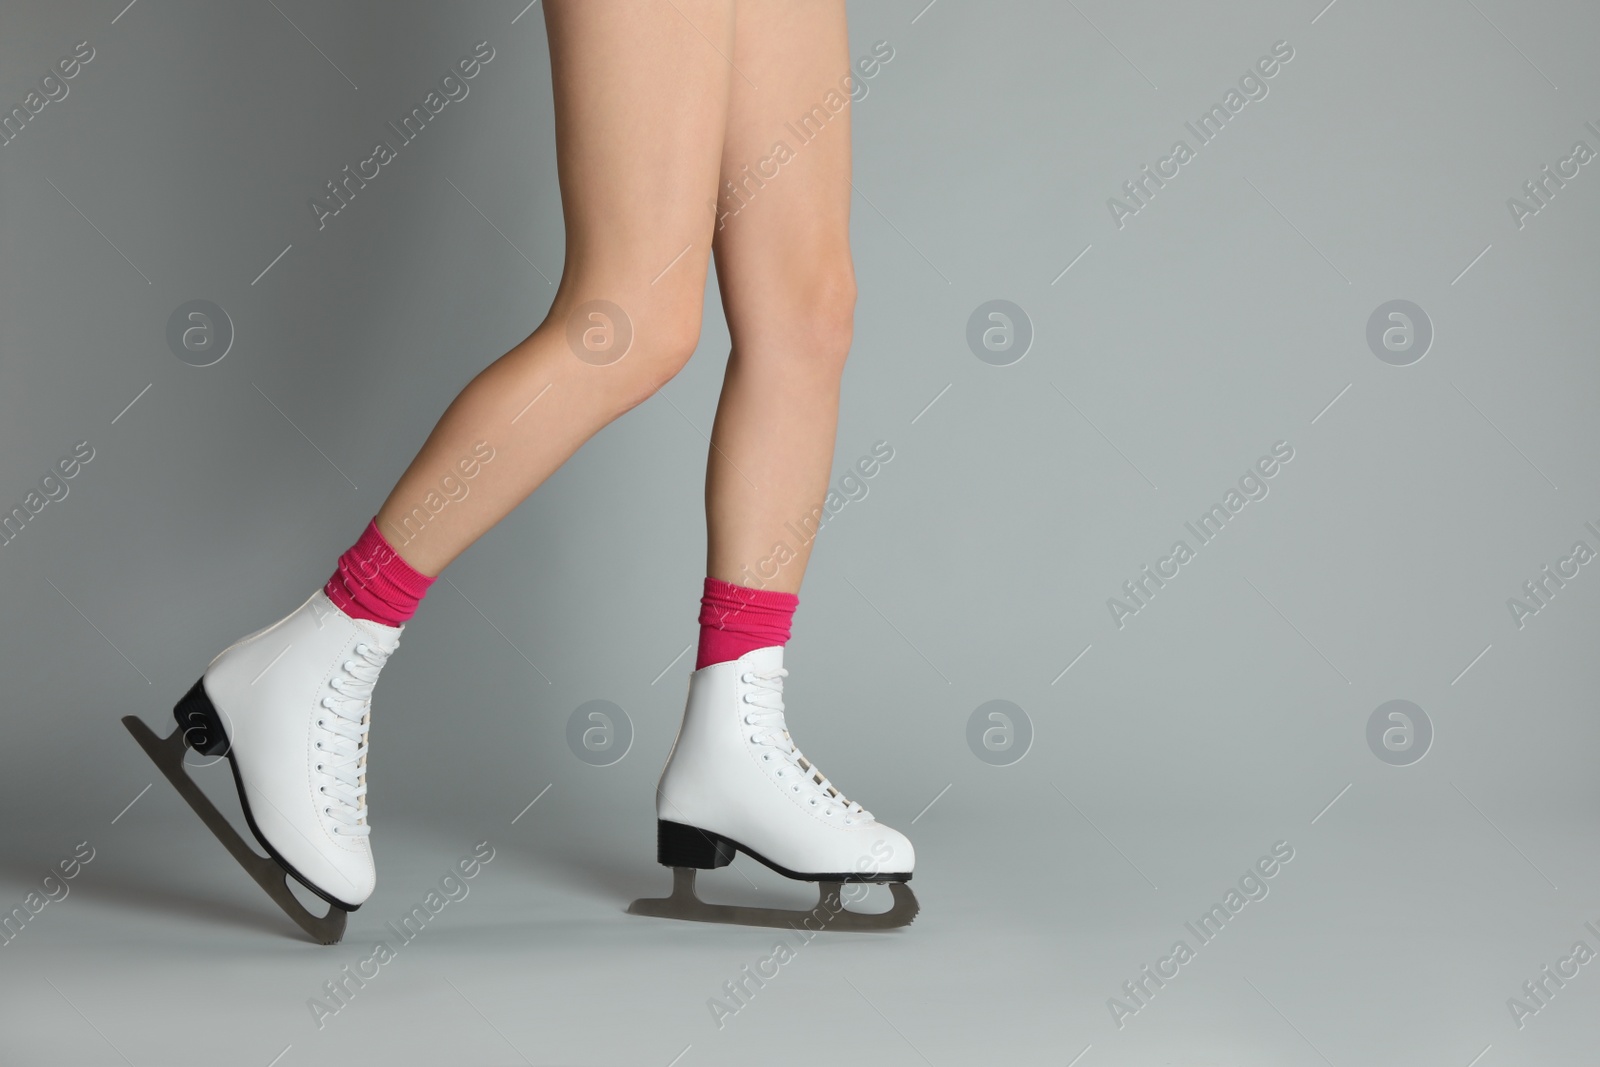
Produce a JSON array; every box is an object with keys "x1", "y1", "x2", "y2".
[
  {"x1": 316, "y1": 763, "x2": 323, "y2": 772},
  {"x1": 323, "y1": 806, "x2": 331, "y2": 816},
  {"x1": 317, "y1": 718, "x2": 325, "y2": 727}
]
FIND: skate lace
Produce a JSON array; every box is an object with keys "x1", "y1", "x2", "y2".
[
  {"x1": 741, "y1": 668, "x2": 872, "y2": 824},
  {"x1": 315, "y1": 640, "x2": 392, "y2": 837}
]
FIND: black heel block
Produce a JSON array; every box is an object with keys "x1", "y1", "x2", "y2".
[
  {"x1": 656, "y1": 820, "x2": 736, "y2": 869},
  {"x1": 172, "y1": 677, "x2": 230, "y2": 756}
]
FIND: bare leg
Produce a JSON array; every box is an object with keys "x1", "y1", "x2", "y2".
[
  {"x1": 634, "y1": 23, "x2": 919, "y2": 923},
  {"x1": 705, "y1": 0, "x2": 856, "y2": 595},
  {"x1": 373, "y1": 0, "x2": 737, "y2": 578}
]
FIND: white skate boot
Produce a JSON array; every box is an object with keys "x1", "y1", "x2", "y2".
[
  {"x1": 628, "y1": 645, "x2": 919, "y2": 930},
  {"x1": 122, "y1": 588, "x2": 401, "y2": 943}
]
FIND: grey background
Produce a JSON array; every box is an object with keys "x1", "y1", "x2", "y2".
[{"x1": 3, "y1": 0, "x2": 1598, "y2": 1064}]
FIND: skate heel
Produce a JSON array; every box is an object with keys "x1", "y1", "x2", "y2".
[
  {"x1": 172, "y1": 677, "x2": 230, "y2": 756},
  {"x1": 657, "y1": 820, "x2": 736, "y2": 869}
]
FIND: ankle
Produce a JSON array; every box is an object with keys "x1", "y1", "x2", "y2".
[
  {"x1": 324, "y1": 518, "x2": 435, "y2": 628},
  {"x1": 694, "y1": 577, "x2": 797, "y2": 669}
]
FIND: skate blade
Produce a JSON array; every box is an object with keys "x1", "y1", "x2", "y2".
[
  {"x1": 121, "y1": 716, "x2": 349, "y2": 945},
  {"x1": 627, "y1": 867, "x2": 918, "y2": 931}
]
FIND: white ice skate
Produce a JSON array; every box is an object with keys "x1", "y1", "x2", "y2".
[
  {"x1": 629, "y1": 645, "x2": 919, "y2": 930},
  {"x1": 122, "y1": 589, "x2": 401, "y2": 943}
]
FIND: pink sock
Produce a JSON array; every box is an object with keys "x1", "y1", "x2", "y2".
[
  {"x1": 695, "y1": 576, "x2": 798, "y2": 669},
  {"x1": 323, "y1": 518, "x2": 435, "y2": 627}
]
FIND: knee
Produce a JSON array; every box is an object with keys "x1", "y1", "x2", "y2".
[
  {"x1": 638, "y1": 299, "x2": 704, "y2": 379},
  {"x1": 803, "y1": 265, "x2": 857, "y2": 368},
  {"x1": 611, "y1": 296, "x2": 704, "y2": 410},
  {"x1": 747, "y1": 260, "x2": 857, "y2": 374},
  {"x1": 549, "y1": 275, "x2": 704, "y2": 411}
]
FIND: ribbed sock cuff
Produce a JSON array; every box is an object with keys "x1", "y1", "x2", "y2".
[
  {"x1": 695, "y1": 576, "x2": 799, "y2": 669},
  {"x1": 324, "y1": 517, "x2": 435, "y2": 627}
]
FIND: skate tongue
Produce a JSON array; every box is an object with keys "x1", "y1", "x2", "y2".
[
  {"x1": 352, "y1": 617, "x2": 403, "y2": 650},
  {"x1": 740, "y1": 645, "x2": 785, "y2": 673}
]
